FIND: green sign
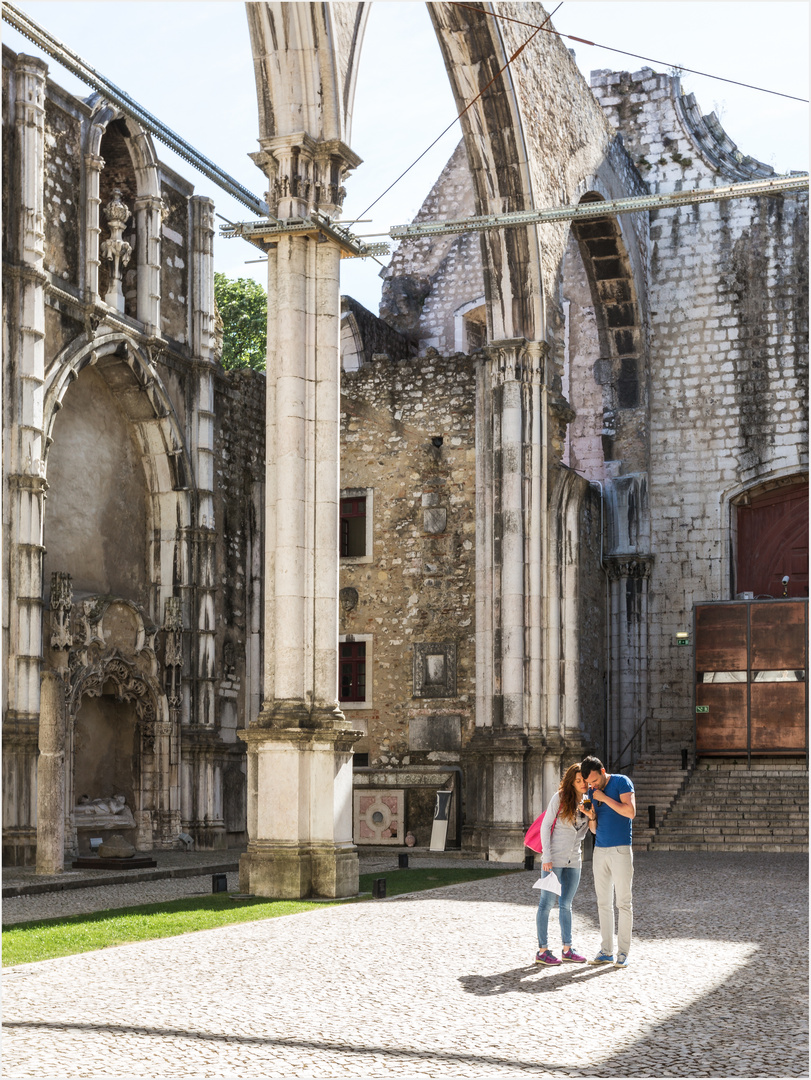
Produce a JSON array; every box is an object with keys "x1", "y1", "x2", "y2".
[
  {"x1": 696, "y1": 705, "x2": 709, "y2": 713},
  {"x1": 677, "y1": 639, "x2": 692, "y2": 646}
]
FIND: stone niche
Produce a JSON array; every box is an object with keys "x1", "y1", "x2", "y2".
[{"x1": 73, "y1": 694, "x2": 138, "y2": 854}]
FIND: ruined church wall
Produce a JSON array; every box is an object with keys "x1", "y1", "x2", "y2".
[
  {"x1": 380, "y1": 140, "x2": 484, "y2": 354},
  {"x1": 339, "y1": 353, "x2": 478, "y2": 783},
  {"x1": 593, "y1": 68, "x2": 809, "y2": 751}
]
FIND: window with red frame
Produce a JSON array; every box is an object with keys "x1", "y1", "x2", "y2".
[
  {"x1": 340, "y1": 641, "x2": 366, "y2": 702},
  {"x1": 340, "y1": 496, "x2": 366, "y2": 557}
]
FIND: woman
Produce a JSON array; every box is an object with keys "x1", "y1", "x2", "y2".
[{"x1": 535, "y1": 763, "x2": 596, "y2": 965}]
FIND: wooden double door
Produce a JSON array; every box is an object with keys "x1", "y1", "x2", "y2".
[{"x1": 695, "y1": 600, "x2": 808, "y2": 756}]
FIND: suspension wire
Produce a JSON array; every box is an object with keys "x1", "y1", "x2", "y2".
[
  {"x1": 344, "y1": 2, "x2": 563, "y2": 227},
  {"x1": 449, "y1": 2, "x2": 809, "y2": 103}
]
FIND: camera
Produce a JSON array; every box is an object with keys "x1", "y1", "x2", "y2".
[{"x1": 581, "y1": 798, "x2": 592, "y2": 811}]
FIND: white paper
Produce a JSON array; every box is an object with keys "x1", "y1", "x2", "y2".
[{"x1": 532, "y1": 872, "x2": 562, "y2": 895}]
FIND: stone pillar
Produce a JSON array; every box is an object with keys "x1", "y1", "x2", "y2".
[
  {"x1": 36, "y1": 672, "x2": 66, "y2": 874},
  {"x1": 240, "y1": 142, "x2": 361, "y2": 899},
  {"x1": 606, "y1": 557, "x2": 652, "y2": 766},
  {"x1": 467, "y1": 340, "x2": 546, "y2": 861},
  {"x1": 3, "y1": 55, "x2": 49, "y2": 866},
  {"x1": 84, "y1": 153, "x2": 104, "y2": 301},
  {"x1": 134, "y1": 192, "x2": 165, "y2": 334}
]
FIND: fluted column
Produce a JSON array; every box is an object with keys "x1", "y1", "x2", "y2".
[{"x1": 466, "y1": 340, "x2": 546, "y2": 861}]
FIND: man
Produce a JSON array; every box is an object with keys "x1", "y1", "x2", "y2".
[{"x1": 581, "y1": 754, "x2": 636, "y2": 968}]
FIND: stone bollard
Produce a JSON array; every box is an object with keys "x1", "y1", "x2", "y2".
[{"x1": 36, "y1": 671, "x2": 66, "y2": 874}]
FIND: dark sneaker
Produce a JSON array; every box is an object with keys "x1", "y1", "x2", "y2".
[
  {"x1": 562, "y1": 947, "x2": 586, "y2": 963},
  {"x1": 588, "y1": 951, "x2": 614, "y2": 965},
  {"x1": 535, "y1": 949, "x2": 562, "y2": 966},
  {"x1": 614, "y1": 953, "x2": 629, "y2": 968}
]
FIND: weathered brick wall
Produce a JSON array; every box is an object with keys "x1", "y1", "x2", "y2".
[
  {"x1": 339, "y1": 352, "x2": 477, "y2": 768},
  {"x1": 593, "y1": 67, "x2": 809, "y2": 750}
]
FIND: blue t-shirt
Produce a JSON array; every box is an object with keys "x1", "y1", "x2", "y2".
[{"x1": 591, "y1": 773, "x2": 634, "y2": 847}]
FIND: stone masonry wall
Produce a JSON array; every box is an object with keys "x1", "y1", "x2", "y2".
[
  {"x1": 212, "y1": 366, "x2": 266, "y2": 842},
  {"x1": 380, "y1": 141, "x2": 484, "y2": 354},
  {"x1": 592, "y1": 67, "x2": 809, "y2": 752},
  {"x1": 339, "y1": 352, "x2": 478, "y2": 769}
]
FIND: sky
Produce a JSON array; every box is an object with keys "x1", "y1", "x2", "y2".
[{"x1": 3, "y1": 1, "x2": 808, "y2": 312}]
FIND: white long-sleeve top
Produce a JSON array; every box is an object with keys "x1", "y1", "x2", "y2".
[{"x1": 540, "y1": 791, "x2": 591, "y2": 868}]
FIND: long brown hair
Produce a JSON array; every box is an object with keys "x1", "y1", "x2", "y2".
[{"x1": 557, "y1": 762, "x2": 583, "y2": 824}]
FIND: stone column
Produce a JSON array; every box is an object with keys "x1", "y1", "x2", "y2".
[
  {"x1": 239, "y1": 142, "x2": 361, "y2": 899},
  {"x1": 134, "y1": 192, "x2": 164, "y2": 334},
  {"x1": 36, "y1": 671, "x2": 66, "y2": 874},
  {"x1": 606, "y1": 557, "x2": 652, "y2": 766},
  {"x1": 467, "y1": 340, "x2": 546, "y2": 861},
  {"x1": 84, "y1": 153, "x2": 104, "y2": 301},
  {"x1": 3, "y1": 55, "x2": 48, "y2": 866}
]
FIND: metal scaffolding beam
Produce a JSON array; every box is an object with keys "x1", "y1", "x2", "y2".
[
  {"x1": 389, "y1": 174, "x2": 809, "y2": 241},
  {"x1": 2, "y1": 1, "x2": 269, "y2": 217},
  {"x1": 220, "y1": 213, "x2": 390, "y2": 260}
]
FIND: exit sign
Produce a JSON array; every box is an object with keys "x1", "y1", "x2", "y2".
[
  {"x1": 696, "y1": 705, "x2": 709, "y2": 713},
  {"x1": 676, "y1": 638, "x2": 691, "y2": 646}
]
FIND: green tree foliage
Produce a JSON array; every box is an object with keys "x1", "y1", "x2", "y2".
[{"x1": 214, "y1": 272, "x2": 267, "y2": 371}]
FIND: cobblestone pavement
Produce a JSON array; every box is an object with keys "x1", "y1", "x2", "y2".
[{"x1": 2, "y1": 852, "x2": 807, "y2": 1078}]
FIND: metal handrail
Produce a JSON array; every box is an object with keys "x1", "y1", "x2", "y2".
[{"x1": 611, "y1": 716, "x2": 649, "y2": 773}]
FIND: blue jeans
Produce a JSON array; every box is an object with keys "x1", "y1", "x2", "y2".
[{"x1": 536, "y1": 866, "x2": 582, "y2": 948}]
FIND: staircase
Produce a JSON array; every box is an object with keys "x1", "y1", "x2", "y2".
[
  {"x1": 625, "y1": 755, "x2": 693, "y2": 851},
  {"x1": 647, "y1": 757, "x2": 809, "y2": 853}
]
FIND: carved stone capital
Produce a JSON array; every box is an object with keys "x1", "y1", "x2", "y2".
[
  {"x1": 255, "y1": 134, "x2": 362, "y2": 220},
  {"x1": 484, "y1": 338, "x2": 548, "y2": 385},
  {"x1": 605, "y1": 555, "x2": 654, "y2": 582}
]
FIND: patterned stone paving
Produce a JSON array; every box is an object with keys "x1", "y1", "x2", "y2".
[{"x1": 2, "y1": 852, "x2": 807, "y2": 1078}]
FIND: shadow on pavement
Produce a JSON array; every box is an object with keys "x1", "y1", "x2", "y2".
[{"x1": 459, "y1": 962, "x2": 616, "y2": 995}]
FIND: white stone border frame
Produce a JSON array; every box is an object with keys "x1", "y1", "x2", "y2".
[
  {"x1": 453, "y1": 296, "x2": 487, "y2": 355},
  {"x1": 339, "y1": 486, "x2": 374, "y2": 565},
  {"x1": 85, "y1": 95, "x2": 164, "y2": 333},
  {"x1": 338, "y1": 633, "x2": 374, "y2": 714}
]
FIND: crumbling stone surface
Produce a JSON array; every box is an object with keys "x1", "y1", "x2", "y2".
[
  {"x1": 339, "y1": 352, "x2": 478, "y2": 767},
  {"x1": 593, "y1": 67, "x2": 809, "y2": 750},
  {"x1": 381, "y1": 141, "x2": 484, "y2": 353},
  {"x1": 43, "y1": 94, "x2": 81, "y2": 288}
]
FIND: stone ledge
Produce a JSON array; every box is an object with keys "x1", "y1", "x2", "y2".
[{"x1": 2, "y1": 857, "x2": 241, "y2": 898}]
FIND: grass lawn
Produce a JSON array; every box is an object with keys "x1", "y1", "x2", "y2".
[{"x1": 3, "y1": 865, "x2": 517, "y2": 967}]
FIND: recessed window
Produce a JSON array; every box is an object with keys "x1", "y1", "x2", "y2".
[
  {"x1": 340, "y1": 641, "x2": 366, "y2": 702},
  {"x1": 341, "y1": 497, "x2": 366, "y2": 557}
]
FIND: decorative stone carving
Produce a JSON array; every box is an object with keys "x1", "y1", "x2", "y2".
[
  {"x1": 339, "y1": 587, "x2": 359, "y2": 613},
  {"x1": 74, "y1": 794, "x2": 136, "y2": 831},
  {"x1": 413, "y1": 643, "x2": 457, "y2": 698},
  {"x1": 605, "y1": 556, "x2": 653, "y2": 582},
  {"x1": 49, "y1": 571, "x2": 73, "y2": 651},
  {"x1": 101, "y1": 188, "x2": 133, "y2": 312},
  {"x1": 353, "y1": 790, "x2": 405, "y2": 845},
  {"x1": 163, "y1": 596, "x2": 183, "y2": 710}
]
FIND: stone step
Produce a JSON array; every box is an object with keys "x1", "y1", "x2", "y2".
[
  {"x1": 652, "y1": 842, "x2": 809, "y2": 853},
  {"x1": 642, "y1": 760, "x2": 808, "y2": 852}
]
